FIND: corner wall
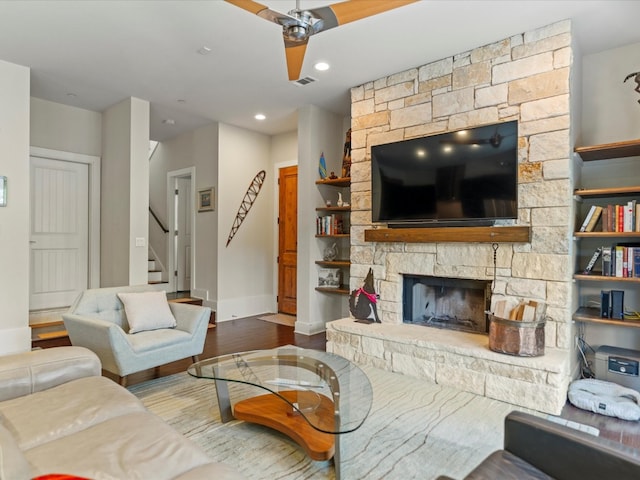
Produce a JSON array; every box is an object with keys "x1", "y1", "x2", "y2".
[
  {"x1": 100, "y1": 97, "x2": 150, "y2": 287},
  {"x1": 0, "y1": 59, "x2": 31, "y2": 354}
]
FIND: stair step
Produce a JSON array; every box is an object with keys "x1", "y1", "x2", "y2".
[{"x1": 168, "y1": 297, "x2": 203, "y2": 306}]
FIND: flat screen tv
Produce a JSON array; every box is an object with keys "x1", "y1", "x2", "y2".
[{"x1": 371, "y1": 120, "x2": 518, "y2": 228}]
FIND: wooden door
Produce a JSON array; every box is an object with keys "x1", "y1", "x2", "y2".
[
  {"x1": 29, "y1": 157, "x2": 89, "y2": 310},
  {"x1": 278, "y1": 166, "x2": 297, "y2": 314}
]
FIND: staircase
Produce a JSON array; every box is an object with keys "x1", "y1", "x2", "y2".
[{"x1": 148, "y1": 257, "x2": 166, "y2": 285}]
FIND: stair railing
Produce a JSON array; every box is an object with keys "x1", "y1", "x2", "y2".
[{"x1": 149, "y1": 207, "x2": 169, "y2": 234}]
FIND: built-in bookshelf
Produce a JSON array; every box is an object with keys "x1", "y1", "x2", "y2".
[
  {"x1": 315, "y1": 178, "x2": 350, "y2": 296},
  {"x1": 573, "y1": 139, "x2": 640, "y2": 327}
]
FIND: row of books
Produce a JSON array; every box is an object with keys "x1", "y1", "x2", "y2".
[
  {"x1": 583, "y1": 244, "x2": 640, "y2": 277},
  {"x1": 316, "y1": 215, "x2": 345, "y2": 235},
  {"x1": 579, "y1": 201, "x2": 640, "y2": 232}
]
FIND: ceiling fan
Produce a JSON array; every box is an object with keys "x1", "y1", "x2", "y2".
[{"x1": 225, "y1": 0, "x2": 418, "y2": 81}]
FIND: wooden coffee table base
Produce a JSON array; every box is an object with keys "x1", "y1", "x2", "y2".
[{"x1": 233, "y1": 390, "x2": 336, "y2": 461}]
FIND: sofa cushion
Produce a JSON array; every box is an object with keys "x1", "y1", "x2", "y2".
[
  {"x1": 117, "y1": 291, "x2": 177, "y2": 334},
  {"x1": 0, "y1": 422, "x2": 32, "y2": 480},
  {"x1": 126, "y1": 328, "x2": 192, "y2": 353},
  {"x1": 464, "y1": 450, "x2": 552, "y2": 479},
  {"x1": 0, "y1": 376, "x2": 145, "y2": 450},
  {"x1": 25, "y1": 412, "x2": 218, "y2": 480}
]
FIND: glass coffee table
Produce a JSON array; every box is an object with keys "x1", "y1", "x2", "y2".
[{"x1": 188, "y1": 346, "x2": 372, "y2": 479}]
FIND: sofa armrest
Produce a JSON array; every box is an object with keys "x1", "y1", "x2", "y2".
[
  {"x1": 504, "y1": 411, "x2": 640, "y2": 480},
  {"x1": 170, "y1": 302, "x2": 211, "y2": 335},
  {"x1": 0, "y1": 346, "x2": 100, "y2": 402}
]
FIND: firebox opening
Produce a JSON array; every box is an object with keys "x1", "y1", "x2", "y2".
[{"x1": 402, "y1": 275, "x2": 491, "y2": 334}]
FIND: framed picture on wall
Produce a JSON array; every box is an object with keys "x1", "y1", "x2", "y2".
[{"x1": 198, "y1": 187, "x2": 214, "y2": 212}]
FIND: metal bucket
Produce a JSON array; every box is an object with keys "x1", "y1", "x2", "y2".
[{"x1": 488, "y1": 315, "x2": 545, "y2": 357}]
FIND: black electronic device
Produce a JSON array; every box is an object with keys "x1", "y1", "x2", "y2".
[
  {"x1": 600, "y1": 290, "x2": 610, "y2": 318},
  {"x1": 371, "y1": 120, "x2": 518, "y2": 228},
  {"x1": 611, "y1": 290, "x2": 624, "y2": 319}
]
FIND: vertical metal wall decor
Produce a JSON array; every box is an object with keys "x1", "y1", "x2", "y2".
[{"x1": 226, "y1": 170, "x2": 266, "y2": 247}]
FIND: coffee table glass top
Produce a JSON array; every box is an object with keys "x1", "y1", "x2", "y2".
[{"x1": 188, "y1": 346, "x2": 372, "y2": 434}]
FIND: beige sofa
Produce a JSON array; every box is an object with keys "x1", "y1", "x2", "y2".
[{"x1": 0, "y1": 346, "x2": 244, "y2": 479}]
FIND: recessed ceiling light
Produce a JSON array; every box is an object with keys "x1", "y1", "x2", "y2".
[
  {"x1": 197, "y1": 46, "x2": 212, "y2": 55},
  {"x1": 177, "y1": 99, "x2": 186, "y2": 104},
  {"x1": 66, "y1": 92, "x2": 77, "y2": 98},
  {"x1": 162, "y1": 119, "x2": 176, "y2": 125},
  {"x1": 254, "y1": 113, "x2": 266, "y2": 120},
  {"x1": 314, "y1": 62, "x2": 330, "y2": 71}
]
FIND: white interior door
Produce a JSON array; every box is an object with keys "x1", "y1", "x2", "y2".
[
  {"x1": 176, "y1": 176, "x2": 192, "y2": 292},
  {"x1": 30, "y1": 157, "x2": 89, "y2": 310}
]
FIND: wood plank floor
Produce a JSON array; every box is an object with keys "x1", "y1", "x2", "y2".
[{"x1": 36, "y1": 315, "x2": 640, "y2": 450}]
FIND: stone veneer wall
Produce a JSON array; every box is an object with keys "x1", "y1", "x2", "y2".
[{"x1": 327, "y1": 20, "x2": 577, "y2": 414}]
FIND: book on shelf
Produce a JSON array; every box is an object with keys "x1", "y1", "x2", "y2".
[
  {"x1": 316, "y1": 214, "x2": 344, "y2": 235},
  {"x1": 601, "y1": 246, "x2": 612, "y2": 276},
  {"x1": 579, "y1": 205, "x2": 601, "y2": 232},
  {"x1": 583, "y1": 247, "x2": 602, "y2": 274},
  {"x1": 601, "y1": 202, "x2": 638, "y2": 232},
  {"x1": 605, "y1": 243, "x2": 640, "y2": 278}
]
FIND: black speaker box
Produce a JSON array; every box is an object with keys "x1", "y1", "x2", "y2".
[
  {"x1": 611, "y1": 290, "x2": 624, "y2": 320},
  {"x1": 600, "y1": 290, "x2": 610, "y2": 318}
]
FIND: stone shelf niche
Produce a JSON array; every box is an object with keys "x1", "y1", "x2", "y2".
[{"x1": 326, "y1": 318, "x2": 568, "y2": 415}]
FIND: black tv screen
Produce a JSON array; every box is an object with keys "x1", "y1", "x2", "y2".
[{"x1": 371, "y1": 121, "x2": 518, "y2": 227}]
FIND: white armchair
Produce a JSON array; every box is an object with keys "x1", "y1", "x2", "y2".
[{"x1": 62, "y1": 285, "x2": 210, "y2": 386}]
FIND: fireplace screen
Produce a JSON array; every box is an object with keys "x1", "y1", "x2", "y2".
[{"x1": 402, "y1": 275, "x2": 491, "y2": 334}]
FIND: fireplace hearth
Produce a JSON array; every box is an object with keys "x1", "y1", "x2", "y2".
[{"x1": 403, "y1": 275, "x2": 491, "y2": 334}]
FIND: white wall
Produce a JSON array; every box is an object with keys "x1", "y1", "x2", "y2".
[
  {"x1": 101, "y1": 97, "x2": 150, "y2": 287},
  {"x1": 217, "y1": 123, "x2": 274, "y2": 320},
  {"x1": 0, "y1": 59, "x2": 31, "y2": 354},
  {"x1": 297, "y1": 105, "x2": 345, "y2": 335},
  {"x1": 582, "y1": 41, "x2": 640, "y2": 145},
  {"x1": 128, "y1": 98, "x2": 150, "y2": 285},
  {"x1": 30, "y1": 97, "x2": 102, "y2": 156}
]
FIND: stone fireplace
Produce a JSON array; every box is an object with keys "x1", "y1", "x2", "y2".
[
  {"x1": 403, "y1": 275, "x2": 490, "y2": 334},
  {"x1": 326, "y1": 20, "x2": 577, "y2": 415}
]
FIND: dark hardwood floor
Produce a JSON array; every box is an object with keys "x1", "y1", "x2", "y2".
[{"x1": 35, "y1": 316, "x2": 640, "y2": 450}]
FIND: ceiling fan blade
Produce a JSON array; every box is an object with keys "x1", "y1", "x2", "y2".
[
  {"x1": 310, "y1": 0, "x2": 418, "y2": 31},
  {"x1": 285, "y1": 40, "x2": 308, "y2": 81},
  {"x1": 225, "y1": 0, "x2": 297, "y2": 26},
  {"x1": 225, "y1": 0, "x2": 268, "y2": 15}
]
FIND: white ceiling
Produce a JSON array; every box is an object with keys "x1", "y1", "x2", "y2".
[{"x1": 0, "y1": 0, "x2": 638, "y2": 141}]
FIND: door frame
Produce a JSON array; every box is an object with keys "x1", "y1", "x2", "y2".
[
  {"x1": 29, "y1": 146, "x2": 101, "y2": 290},
  {"x1": 273, "y1": 160, "x2": 297, "y2": 312},
  {"x1": 167, "y1": 167, "x2": 196, "y2": 293}
]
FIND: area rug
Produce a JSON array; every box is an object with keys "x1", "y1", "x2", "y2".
[
  {"x1": 257, "y1": 313, "x2": 296, "y2": 327},
  {"x1": 128, "y1": 365, "x2": 532, "y2": 480}
]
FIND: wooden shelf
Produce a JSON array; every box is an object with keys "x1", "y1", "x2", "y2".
[
  {"x1": 315, "y1": 286, "x2": 350, "y2": 295},
  {"x1": 573, "y1": 231, "x2": 640, "y2": 239},
  {"x1": 316, "y1": 206, "x2": 350, "y2": 212},
  {"x1": 315, "y1": 260, "x2": 350, "y2": 267},
  {"x1": 364, "y1": 225, "x2": 530, "y2": 243},
  {"x1": 316, "y1": 234, "x2": 349, "y2": 238},
  {"x1": 233, "y1": 391, "x2": 335, "y2": 461},
  {"x1": 315, "y1": 177, "x2": 350, "y2": 187},
  {"x1": 574, "y1": 139, "x2": 640, "y2": 161},
  {"x1": 574, "y1": 273, "x2": 640, "y2": 283},
  {"x1": 574, "y1": 185, "x2": 640, "y2": 199},
  {"x1": 573, "y1": 307, "x2": 640, "y2": 328}
]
